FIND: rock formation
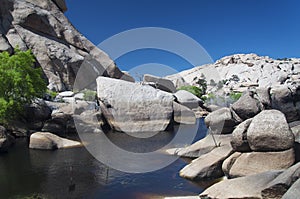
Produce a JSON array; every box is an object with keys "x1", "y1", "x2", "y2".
[
  {"x1": 29, "y1": 132, "x2": 81, "y2": 150},
  {"x1": 0, "y1": 0, "x2": 127, "y2": 91},
  {"x1": 96, "y1": 77, "x2": 174, "y2": 133},
  {"x1": 167, "y1": 53, "x2": 300, "y2": 94}
]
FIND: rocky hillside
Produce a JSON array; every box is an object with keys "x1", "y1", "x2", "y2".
[
  {"x1": 0, "y1": 0, "x2": 127, "y2": 91},
  {"x1": 167, "y1": 53, "x2": 300, "y2": 94}
]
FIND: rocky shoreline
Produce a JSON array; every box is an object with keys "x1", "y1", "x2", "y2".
[
  {"x1": 1, "y1": 0, "x2": 300, "y2": 198},
  {"x1": 167, "y1": 83, "x2": 300, "y2": 199}
]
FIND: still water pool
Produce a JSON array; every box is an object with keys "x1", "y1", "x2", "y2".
[{"x1": 0, "y1": 119, "x2": 213, "y2": 199}]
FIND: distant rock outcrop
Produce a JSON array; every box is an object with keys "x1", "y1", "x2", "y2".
[
  {"x1": 167, "y1": 53, "x2": 300, "y2": 94},
  {"x1": 0, "y1": 0, "x2": 127, "y2": 91}
]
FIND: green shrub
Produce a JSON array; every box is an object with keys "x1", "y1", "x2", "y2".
[
  {"x1": 229, "y1": 92, "x2": 242, "y2": 101},
  {"x1": 0, "y1": 48, "x2": 47, "y2": 124},
  {"x1": 83, "y1": 89, "x2": 97, "y2": 101},
  {"x1": 178, "y1": 86, "x2": 201, "y2": 98},
  {"x1": 45, "y1": 89, "x2": 58, "y2": 100}
]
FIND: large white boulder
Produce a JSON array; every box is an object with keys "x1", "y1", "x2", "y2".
[
  {"x1": 247, "y1": 110, "x2": 295, "y2": 152},
  {"x1": 97, "y1": 77, "x2": 174, "y2": 133}
]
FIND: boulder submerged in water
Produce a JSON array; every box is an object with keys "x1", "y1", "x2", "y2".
[{"x1": 29, "y1": 132, "x2": 82, "y2": 150}]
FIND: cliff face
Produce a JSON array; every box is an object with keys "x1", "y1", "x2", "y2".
[{"x1": 0, "y1": 0, "x2": 124, "y2": 91}]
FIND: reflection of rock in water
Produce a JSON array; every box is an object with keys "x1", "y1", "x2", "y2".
[
  {"x1": 0, "y1": 139, "x2": 44, "y2": 199},
  {"x1": 28, "y1": 143, "x2": 123, "y2": 198}
]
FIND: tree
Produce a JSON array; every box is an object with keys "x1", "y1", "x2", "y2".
[{"x1": 0, "y1": 48, "x2": 47, "y2": 124}]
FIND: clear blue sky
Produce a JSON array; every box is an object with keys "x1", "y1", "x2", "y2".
[{"x1": 65, "y1": 0, "x2": 300, "y2": 74}]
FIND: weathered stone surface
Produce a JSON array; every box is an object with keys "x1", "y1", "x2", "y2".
[
  {"x1": 97, "y1": 77, "x2": 174, "y2": 133},
  {"x1": 42, "y1": 116, "x2": 70, "y2": 135},
  {"x1": 0, "y1": 0, "x2": 125, "y2": 91},
  {"x1": 167, "y1": 54, "x2": 298, "y2": 95},
  {"x1": 231, "y1": 91, "x2": 261, "y2": 120},
  {"x1": 205, "y1": 104, "x2": 221, "y2": 112},
  {"x1": 120, "y1": 71, "x2": 135, "y2": 83},
  {"x1": 231, "y1": 119, "x2": 252, "y2": 152},
  {"x1": 179, "y1": 145, "x2": 233, "y2": 180},
  {"x1": 0, "y1": 31, "x2": 12, "y2": 53},
  {"x1": 271, "y1": 85, "x2": 299, "y2": 123},
  {"x1": 200, "y1": 170, "x2": 283, "y2": 199},
  {"x1": 166, "y1": 134, "x2": 232, "y2": 158},
  {"x1": 29, "y1": 132, "x2": 81, "y2": 150},
  {"x1": 224, "y1": 149, "x2": 295, "y2": 178},
  {"x1": 289, "y1": 121, "x2": 300, "y2": 143},
  {"x1": 282, "y1": 178, "x2": 300, "y2": 199},
  {"x1": 52, "y1": 0, "x2": 67, "y2": 12},
  {"x1": 173, "y1": 102, "x2": 196, "y2": 125},
  {"x1": 143, "y1": 74, "x2": 176, "y2": 93},
  {"x1": 262, "y1": 162, "x2": 300, "y2": 199},
  {"x1": 222, "y1": 152, "x2": 242, "y2": 178},
  {"x1": 7, "y1": 121, "x2": 29, "y2": 137},
  {"x1": 256, "y1": 87, "x2": 272, "y2": 109},
  {"x1": 205, "y1": 107, "x2": 238, "y2": 134},
  {"x1": 174, "y1": 90, "x2": 203, "y2": 109},
  {"x1": 57, "y1": 91, "x2": 74, "y2": 98},
  {"x1": 247, "y1": 110, "x2": 295, "y2": 152}
]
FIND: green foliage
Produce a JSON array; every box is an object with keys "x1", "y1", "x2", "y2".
[
  {"x1": 45, "y1": 89, "x2": 58, "y2": 100},
  {"x1": 178, "y1": 86, "x2": 202, "y2": 98},
  {"x1": 229, "y1": 92, "x2": 242, "y2": 101},
  {"x1": 205, "y1": 91, "x2": 243, "y2": 107},
  {"x1": 83, "y1": 89, "x2": 97, "y2": 101},
  {"x1": 0, "y1": 48, "x2": 46, "y2": 124},
  {"x1": 195, "y1": 78, "x2": 207, "y2": 95}
]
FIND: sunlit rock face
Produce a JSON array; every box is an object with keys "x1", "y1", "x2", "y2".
[
  {"x1": 0, "y1": 0, "x2": 126, "y2": 91},
  {"x1": 97, "y1": 77, "x2": 174, "y2": 133}
]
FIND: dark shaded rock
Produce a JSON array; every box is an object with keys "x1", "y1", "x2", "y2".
[
  {"x1": 205, "y1": 107, "x2": 239, "y2": 134},
  {"x1": 0, "y1": 126, "x2": 14, "y2": 152},
  {"x1": 231, "y1": 91, "x2": 261, "y2": 120},
  {"x1": 231, "y1": 118, "x2": 252, "y2": 152},
  {"x1": 289, "y1": 121, "x2": 300, "y2": 143},
  {"x1": 52, "y1": 0, "x2": 67, "y2": 12},
  {"x1": 262, "y1": 162, "x2": 300, "y2": 199},
  {"x1": 143, "y1": 74, "x2": 176, "y2": 93},
  {"x1": 24, "y1": 99, "x2": 52, "y2": 123},
  {"x1": 271, "y1": 85, "x2": 299, "y2": 123},
  {"x1": 256, "y1": 87, "x2": 272, "y2": 109}
]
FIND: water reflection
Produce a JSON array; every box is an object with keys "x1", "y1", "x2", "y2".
[{"x1": 0, "y1": 119, "x2": 210, "y2": 199}]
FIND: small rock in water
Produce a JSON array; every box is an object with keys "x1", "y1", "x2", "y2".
[{"x1": 29, "y1": 132, "x2": 81, "y2": 150}]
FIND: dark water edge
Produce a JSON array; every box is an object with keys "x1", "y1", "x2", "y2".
[{"x1": 0, "y1": 119, "x2": 213, "y2": 199}]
